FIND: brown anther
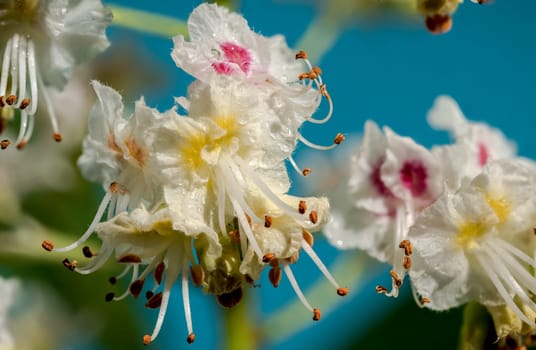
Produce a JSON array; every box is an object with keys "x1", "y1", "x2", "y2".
[
  {"x1": 245, "y1": 213, "x2": 252, "y2": 226},
  {"x1": 82, "y1": 246, "x2": 95, "y2": 258},
  {"x1": 425, "y1": 14, "x2": 452, "y2": 35},
  {"x1": 264, "y1": 215, "x2": 272, "y2": 228},
  {"x1": 420, "y1": 297, "x2": 431, "y2": 305},
  {"x1": 286, "y1": 251, "x2": 300, "y2": 265},
  {"x1": 312, "y1": 308, "x2": 321, "y2": 321},
  {"x1": 262, "y1": 252, "x2": 275, "y2": 264},
  {"x1": 390, "y1": 270, "x2": 402, "y2": 288},
  {"x1": 229, "y1": 229, "x2": 240, "y2": 242},
  {"x1": 295, "y1": 50, "x2": 307, "y2": 60},
  {"x1": 399, "y1": 239, "x2": 413, "y2": 256},
  {"x1": 6, "y1": 95, "x2": 16, "y2": 105},
  {"x1": 337, "y1": 287, "x2": 349, "y2": 296},
  {"x1": 403, "y1": 256, "x2": 412, "y2": 270},
  {"x1": 109, "y1": 182, "x2": 127, "y2": 195},
  {"x1": 62, "y1": 258, "x2": 77, "y2": 271},
  {"x1": 319, "y1": 84, "x2": 329, "y2": 98},
  {"x1": 269, "y1": 266, "x2": 282, "y2": 288},
  {"x1": 118, "y1": 254, "x2": 142, "y2": 264},
  {"x1": 376, "y1": 285, "x2": 388, "y2": 294},
  {"x1": 302, "y1": 167, "x2": 312, "y2": 176},
  {"x1": 190, "y1": 264, "x2": 205, "y2": 287},
  {"x1": 0, "y1": 140, "x2": 9, "y2": 149},
  {"x1": 308, "y1": 71, "x2": 318, "y2": 80},
  {"x1": 53, "y1": 133, "x2": 62, "y2": 142},
  {"x1": 41, "y1": 240, "x2": 54, "y2": 251},
  {"x1": 19, "y1": 98, "x2": 30, "y2": 110},
  {"x1": 145, "y1": 292, "x2": 163, "y2": 309},
  {"x1": 145, "y1": 290, "x2": 154, "y2": 300},
  {"x1": 302, "y1": 229, "x2": 314, "y2": 247},
  {"x1": 105, "y1": 292, "x2": 115, "y2": 302},
  {"x1": 216, "y1": 287, "x2": 243, "y2": 309},
  {"x1": 187, "y1": 333, "x2": 195, "y2": 344},
  {"x1": 143, "y1": 334, "x2": 151, "y2": 345},
  {"x1": 108, "y1": 276, "x2": 117, "y2": 285},
  {"x1": 298, "y1": 200, "x2": 307, "y2": 214},
  {"x1": 311, "y1": 66, "x2": 323, "y2": 76},
  {"x1": 298, "y1": 72, "x2": 310, "y2": 81},
  {"x1": 15, "y1": 140, "x2": 27, "y2": 150},
  {"x1": 129, "y1": 279, "x2": 145, "y2": 298},
  {"x1": 309, "y1": 210, "x2": 318, "y2": 224},
  {"x1": 0, "y1": 96, "x2": 5, "y2": 107},
  {"x1": 333, "y1": 133, "x2": 345, "y2": 145},
  {"x1": 154, "y1": 261, "x2": 165, "y2": 285}
]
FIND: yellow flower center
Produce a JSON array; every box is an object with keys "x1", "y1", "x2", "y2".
[
  {"x1": 456, "y1": 221, "x2": 487, "y2": 249},
  {"x1": 485, "y1": 194, "x2": 510, "y2": 223}
]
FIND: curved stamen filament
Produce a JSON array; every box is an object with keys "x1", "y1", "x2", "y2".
[
  {"x1": 300, "y1": 239, "x2": 344, "y2": 293},
  {"x1": 8, "y1": 34, "x2": 19, "y2": 100},
  {"x1": 15, "y1": 36, "x2": 27, "y2": 109},
  {"x1": 282, "y1": 263, "x2": 315, "y2": 314},
  {"x1": 182, "y1": 256, "x2": 194, "y2": 342},
  {"x1": 75, "y1": 245, "x2": 113, "y2": 275},
  {"x1": 52, "y1": 191, "x2": 113, "y2": 253},
  {"x1": 27, "y1": 39, "x2": 38, "y2": 116},
  {"x1": 113, "y1": 264, "x2": 139, "y2": 301},
  {"x1": 0, "y1": 36, "x2": 13, "y2": 98}
]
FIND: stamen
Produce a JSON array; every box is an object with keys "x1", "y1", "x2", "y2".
[
  {"x1": 399, "y1": 240, "x2": 413, "y2": 256},
  {"x1": 298, "y1": 133, "x2": 339, "y2": 151},
  {"x1": 419, "y1": 297, "x2": 431, "y2": 305},
  {"x1": 300, "y1": 240, "x2": 346, "y2": 294},
  {"x1": 309, "y1": 211, "x2": 318, "y2": 224},
  {"x1": 403, "y1": 256, "x2": 411, "y2": 270},
  {"x1": 118, "y1": 254, "x2": 142, "y2": 264},
  {"x1": 264, "y1": 215, "x2": 272, "y2": 228},
  {"x1": 143, "y1": 335, "x2": 151, "y2": 345},
  {"x1": 0, "y1": 139, "x2": 8, "y2": 150},
  {"x1": 15, "y1": 36, "x2": 27, "y2": 110},
  {"x1": 312, "y1": 308, "x2": 321, "y2": 321},
  {"x1": 26, "y1": 39, "x2": 38, "y2": 116},
  {"x1": 337, "y1": 287, "x2": 349, "y2": 296},
  {"x1": 105, "y1": 292, "x2": 115, "y2": 302},
  {"x1": 282, "y1": 263, "x2": 315, "y2": 314},
  {"x1": 146, "y1": 291, "x2": 154, "y2": 300},
  {"x1": 130, "y1": 279, "x2": 145, "y2": 298},
  {"x1": 145, "y1": 292, "x2": 163, "y2": 309},
  {"x1": 390, "y1": 270, "x2": 402, "y2": 288},
  {"x1": 295, "y1": 50, "x2": 308, "y2": 60},
  {"x1": 41, "y1": 240, "x2": 54, "y2": 251},
  {"x1": 262, "y1": 252, "x2": 276, "y2": 264},
  {"x1": 376, "y1": 285, "x2": 388, "y2": 294},
  {"x1": 108, "y1": 277, "x2": 117, "y2": 285},
  {"x1": 286, "y1": 251, "x2": 299, "y2": 265},
  {"x1": 113, "y1": 264, "x2": 139, "y2": 301},
  {"x1": 302, "y1": 229, "x2": 314, "y2": 247},
  {"x1": 62, "y1": 258, "x2": 78, "y2": 271},
  {"x1": 74, "y1": 245, "x2": 113, "y2": 275},
  {"x1": 302, "y1": 168, "x2": 312, "y2": 176},
  {"x1": 0, "y1": 36, "x2": 13, "y2": 98},
  {"x1": 19, "y1": 98, "x2": 30, "y2": 109},
  {"x1": 52, "y1": 191, "x2": 112, "y2": 253},
  {"x1": 333, "y1": 133, "x2": 345, "y2": 145},
  {"x1": 6, "y1": 95, "x2": 16, "y2": 105},
  {"x1": 154, "y1": 261, "x2": 166, "y2": 285},
  {"x1": 190, "y1": 264, "x2": 205, "y2": 287},
  {"x1": 288, "y1": 154, "x2": 309, "y2": 177},
  {"x1": 182, "y1": 257, "x2": 194, "y2": 343},
  {"x1": 8, "y1": 34, "x2": 19, "y2": 100},
  {"x1": 82, "y1": 246, "x2": 95, "y2": 258},
  {"x1": 298, "y1": 200, "x2": 307, "y2": 214},
  {"x1": 269, "y1": 266, "x2": 282, "y2": 288}
]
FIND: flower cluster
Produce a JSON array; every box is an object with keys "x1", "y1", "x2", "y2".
[
  {"x1": 42, "y1": 3, "x2": 347, "y2": 345},
  {"x1": 325, "y1": 95, "x2": 536, "y2": 341}
]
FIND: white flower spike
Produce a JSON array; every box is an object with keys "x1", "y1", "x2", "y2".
[{"x1": 0, "y1": 0, "x2": 111, "y2": 148}]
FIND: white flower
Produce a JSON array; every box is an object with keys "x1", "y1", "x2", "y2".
[
  {"x1": 0, "y1": 0, "x2": 111, "y2": 147},
  {"x1": 336, "y1": 120, "x2": 443, "y2": 297},
  {"x1": 428, "y1": 95, "x2": 516, "y2": 175},
  {"x1": 408, "y1": 159, "x2": 536, "y2": 326},
  {"x1": 92, "y1": 206, "x2": 210, "y2": 345},
  {"x1": 171, "y1": 3, "x2": 341, "y2": 175},
  {"x1": 0, "y1": 277, "x2": 18, "y2": 347}
]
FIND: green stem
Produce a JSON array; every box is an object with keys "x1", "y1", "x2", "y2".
[
  {"x1": 223, "y1": 289, "x2": 258, "y2": 350},
  {"x1": 107, "y1": 4, "x2": 188, "y2": 37}
]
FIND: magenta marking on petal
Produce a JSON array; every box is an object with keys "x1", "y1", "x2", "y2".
[
  {"x1": 478, "y1": 142, "x2": 489, "y2": 167},
  {"x1": 212, "y1": 62, "x2": 234, "y2": 75},
  {"x1": 371, "y1": 159, "x2": 394, "y2": 198},
  {"x1": 399, "y1": 160, "x2": 428, "y2": 197},
  {"x1": 220, "y1": 42, "x2": 251, "y2": 74}
]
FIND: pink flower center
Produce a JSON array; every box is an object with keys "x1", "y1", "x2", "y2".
[
  {"x1": 399, "y1": 160, "x2": 428, "y2": 197},
  {"x1": 212, "y1": 42, "x2": 251, "y2": 75},
  {"x1": 478, "y1": 142, "x2": 489, "y2": 167},
  {"x1": 371, "y1": 159, "x2": 394, "y2": 198}
]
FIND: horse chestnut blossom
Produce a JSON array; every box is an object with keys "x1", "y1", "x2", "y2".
[
  {"x1": 172, "y1": 3, "x2": 342, "y2": 175},
  {"x1": 42, "y1": 3, "x2": 347, "y2": 344},
  {"x1": 0, "y1": 0, "x2": 111, "y2": 148},
  {"x1": 408, "y1": 159, "x2": 536, "y2": 334},
  {"x1": 324, "y1": 120, "x2": 443, "y2": 298}
]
